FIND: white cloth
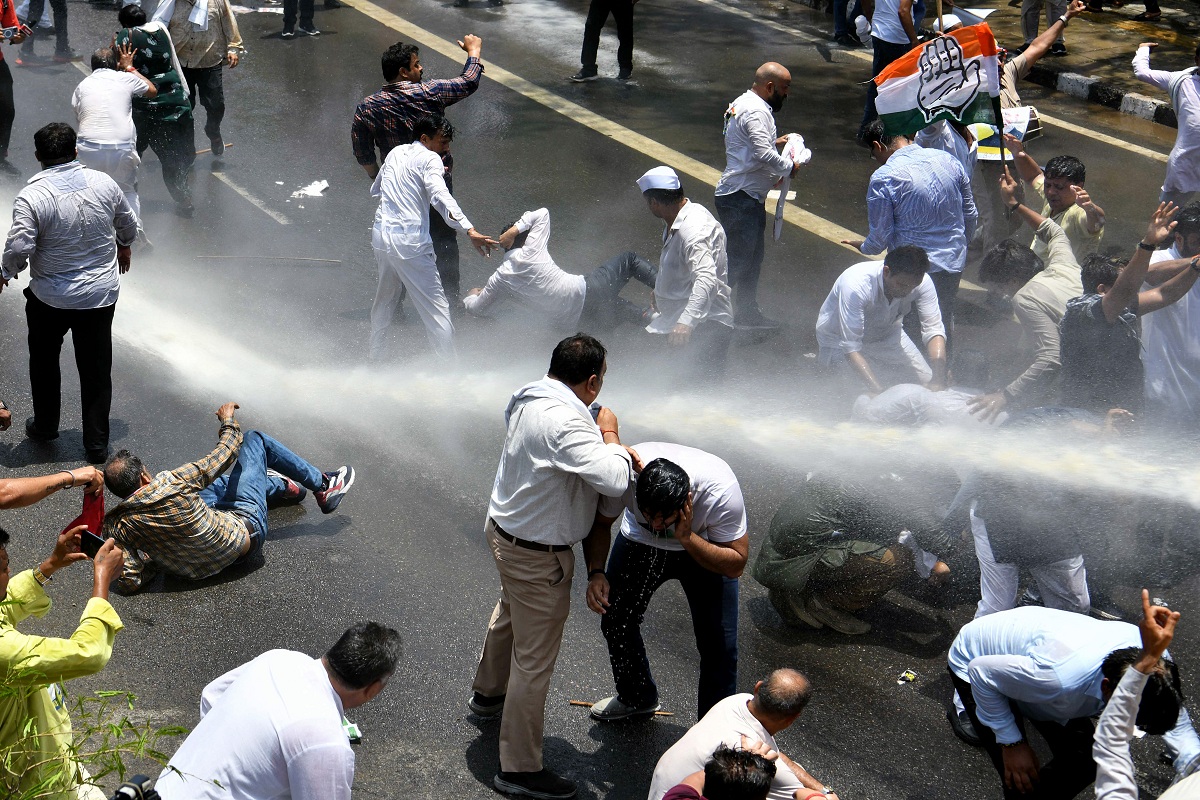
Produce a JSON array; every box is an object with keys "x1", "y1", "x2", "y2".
[
  {"x1": 154, "y1": 650, "x2": 353, "y2": 800},
  {"x1": 598, "y1": 442, "x2": 747, "y2": 551},
  {"x1": 151, "y1": 0, "x2": 210, "y2": 32},
  {"x1": 1143, "y1": 244, "x2": 1200, "y2": 424},
  {"x1": 72, "y1": 70, "x2": 148, "y2": 146},
  {"x1": 647, "y1": 694, "x2": 803, "y2": 800},
  {"x1": 75, "y1": 142, "x2": 141, "y2": 225},
  {"x1": 915, "y1": 120, "x2": 978, "y2": 177},
  {"x1": 369, "y1": 247, "x2": 454, "y2": 359},
  {"x1": 487, "y1": 377, "x2": 633, "y2": 546},
  {"x1": 462, "y1": 208, "x2": 586, "y2": 328},
  {"x1": 645, "y1": 200, "x2": 734, "y2": 333},
  {"x1": 969, "y1": 505, "x2": 1089, "y2": 619},
  {"x1": 815, "y1": 261, "x2": 945, "y2": 357},
  {"x1": 1134, "y1": 47, "x2": 1200, "y2": 194},
  {"x1": 773, "y1": 133, "x2": 811, "y2": 242},
  {"x1": 372, "y1": 142, "x2": 471, "y2": 260},
  {"x1": 715, "y1": 89, "x2": 794, "y2": 203},
  {"x1": 851, "y1": 384, "x2": 1005, "y2": 426},
  {"x1": 637, "y1": 166, "x2": 680, "y2": 192}
]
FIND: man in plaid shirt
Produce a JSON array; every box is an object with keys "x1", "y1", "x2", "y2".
[
  {"x1": 100, "y1": 402, "x2": 354, "y2": 593},
  {"x1": 352, "y1": 34, "x2": 484, "y2": 307}
]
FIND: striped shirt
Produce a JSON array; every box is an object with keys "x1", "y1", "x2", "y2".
[
  {"x1": 102, "y1": 420, "x2": 249, "y2": 592},
  {"x1": 350, "y1": 56, "x2": 483, "y2": 189}
]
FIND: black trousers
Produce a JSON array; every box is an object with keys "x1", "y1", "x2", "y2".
[
  {"x1": 134, "y1": 113, "x2": 195, "y2": 205},
  {"x1": 714, "y1": 190, "x2": 767, "y2": 317},
  {"x1": 861, "y1": 37, "x2": 912, "y2": 133},
  {"x1": 182, "y1": 65, "x2": 225, "y2": 142},
  {"x1": 25, "y1": 289, "x2": 116, "y2": 455},
  {"x1": 580, "y1": 0, "x2": 634, "y2": 70},
  {"x1": 21, "y1": 0, "x2": 68, "y2": 52},
  {"x1": 0, "y1": 60, "x2": 12, "y2": 160},
  {"x1": 430, "y1": 210, "x2": 460, "y2": 306},
  {"x1": 283, "y1": 0, "x2": 314, "y2": 29},
  {"x1": 951, "y1": 672, "x2": 1097, "y2": 800}
]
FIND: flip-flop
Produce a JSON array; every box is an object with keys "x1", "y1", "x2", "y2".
[{"x1": 1133, "y1": 11, "x2": 1161, "y2": 19}]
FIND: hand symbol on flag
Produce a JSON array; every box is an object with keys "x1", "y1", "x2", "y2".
[{"x1": 916, "y1": 35, "x2": 982, "y2": 123}]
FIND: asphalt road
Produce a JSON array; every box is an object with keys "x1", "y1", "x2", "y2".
[{"x1": 0, "y1": 0, "x2": 1198, "y2": 798}]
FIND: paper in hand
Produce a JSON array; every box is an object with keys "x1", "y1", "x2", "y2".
[{"x1": 774, "y1": 133, "x2": 812, "y2": 242}]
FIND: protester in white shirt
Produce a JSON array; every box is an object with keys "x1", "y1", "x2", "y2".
[
  {"x1": 648, "y1": 670, "x2": 839, "y2": 800},
  {"x1": 587, "y1": 443, "x2": 748, "y2": 722},
  {"x1": 463, "y1": 207, "x2": 657, "y2": 331},
  {"x1": 470, "y1": 335, "x2": 639, "y2": 800},
  {"x1": 1143, "y1": 204, "x2": 1200, "y2": 428},
  {"x1": 852, "y1": 348, "x2": 1004, "y2": 426},
  {"x1": 815, "y1": 246, "x2": 947, "y2": 395},
  {"x1": 714, "y1": 62, "x2": 803, "y2": 328},
  {"x1": 155, "y1": 621, "x2": 401, "y2": 800},
  {"x1": 368, "y1": 114, "x2": 496, "y2": 360},
  {"x1": 638, "y1": 166, "x2": 735, "y2": 374},
  {"x1": 72, "y1": 44, "x2": 156, "y2": 227}
]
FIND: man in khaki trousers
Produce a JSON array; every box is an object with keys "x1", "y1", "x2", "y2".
[{"x1": 470, "y1": 334, "x2": 638, "y2": 800}]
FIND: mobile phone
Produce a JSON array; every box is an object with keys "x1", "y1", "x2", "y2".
[{"x1": 80, "y1": 530, "x2": 106, "y2": 559}]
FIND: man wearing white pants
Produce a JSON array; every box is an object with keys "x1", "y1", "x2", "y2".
[
  {"x1": 71, "y1": 44, "x2": 156, "y2": 232},
  {"x1": 369, "y1": 113, "x2": 495, "y2": 359}
]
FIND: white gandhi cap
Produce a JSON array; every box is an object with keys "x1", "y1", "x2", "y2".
[{"x1": 636, "y1": 166, "x2": 681, "y2": 192}]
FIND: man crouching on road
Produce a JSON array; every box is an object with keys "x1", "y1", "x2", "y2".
[{"x1": 100, "y1": 402, "x2": 355, "y2": 593}]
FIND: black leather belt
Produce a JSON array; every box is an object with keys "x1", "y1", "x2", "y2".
[{"x1": 491, "y1": 520, "x2": 572, "y2": 553}]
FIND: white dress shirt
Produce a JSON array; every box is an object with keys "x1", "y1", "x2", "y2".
[
  {"x1": 1134, "y1": 47, "x2": 1200, "y2": 194},
  {"x1": 371, "y1": 142, "x2": 471, "y2": 259},
  {"x1": 948, "y1": 607, "x2": 1200, "y2": 767},
  {"x1": 462, "y1": 208, "x2": 586, "y2": 328},
  {"x1": 488, "y1": 377, "x2": 633, "y2": 546},
  {"x1": 815, "y1": 261, "x2": 945, "y2": 356},
  {"x1": 1143, "y1": 244, "x2": 1200, "y2": 423},
  {"x1": 715, "y1": 90, "x2": 794, "y2": 203},
  {"x1": 646, "y1": 200, "x2": 734, "y2": 334},
  {"x1": 598, "y1": 442, "x2": 747, "y2": 552},
  {"x1": 851, "y1": 384, "x2": 1004, "y2": 426},
  {"x1": 155, "y1": 650, "x2": 353, "y2": 800},
  {"x1": 2, "y1": 162, "x2": 138, "y2": 310},
  {"x1": 72, "y1": 69, "x2": 149, "y2": 146}
]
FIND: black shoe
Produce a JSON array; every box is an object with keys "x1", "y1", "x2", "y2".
[
  {"x1": 948, "y1": 709, "x2": 983, "y2": 747},
  {"x1": 487, "y1": 0, "x2": 504, "y2": 6},
  {"x1": 297, "y1": 23, "x2": 321, "y2": 34},
  {"x1": 52, "y1": 48, "x2": 79, "y2": 63},
  {"x1": 468, "y1": 691, "x2": 505, "y2": 717},
  {"x1": 616, "y1": 67, "x2": 632, "y2": 81},
  {"x1": 0, "y1": 159, "x2": 19, "y2": 176},
  {"x1": 324, "y1": 0, "x2": 342, "y2": 7},
  {"x1": 86, "y1": 448, "x2": 109, "y2": 465},
  {"x1": 453, "y1": 0, "x2": 468, "y2": 6},
  {"x1": 210, "y1": 137, "x2": 225, "y2": 156},
  {"x1": 281, "y1": 26, "x2": 295, "y2": 37},
  {"x1": 1012, "y1": 42, "x2": 1029, "y2": 55},
  {"x1": 24, "y1": 417, "x2": 59, "y2": 441},
  {"x1": 569, "y1": 67, "x2": 598, "y2": 82},
  {"x1": 493, "y1": 769, "x2": 577, "y2": 799},
  {"x1": 835, "y1": 33, "x2": 864, "y2": 47},
  {"x1": 1048, "y1": 42, "x2": 1067, "y2": 56},
  {"x1": 735, "y1": 308, "x2": 782, "y2": 331},
  {"x1": 175, "y1": 200, "x2": 195, "y2": 218}
]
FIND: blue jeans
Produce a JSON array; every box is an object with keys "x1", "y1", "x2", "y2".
[
  {"x1": 714, "y1": 190, "x2": 767, "y2": 317},
  {"x1": 600, "y1": 535, "x2": 739, "y2": 719},
  {"x1": 582, "y1": 251, "x2": 657, "y2": 330},
  {"x1": 198, "y1": 430, "x2": 324, "y2": 556}
]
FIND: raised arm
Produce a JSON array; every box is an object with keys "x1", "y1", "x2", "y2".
[
  {"x1": 1101, "y1": 202, "x2": 1177, "y2": 322},
  {"x1": 170, "y1": 404, "x2": 243, "y2": 492},
  {"x1": 1000, "y1": 135, "x2": 1042, "y2": 186},
  {"x1": 1140, "y1": 256, "x2": 1200, "y2": 314},
  {"x1": 1133, "y1": 43, "x2": 1172, "y2": 92},
  {"x1": 1023, "y1": 0, "x2": 1085, "y2": 65}
]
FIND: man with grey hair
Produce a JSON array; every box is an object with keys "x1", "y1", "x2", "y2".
[
  {"x1": 648, "y1": 669, "x2": 840, "y2": 800},
  {"x1": 72, "y1": 42, "x2": 157, "y2": 232}
]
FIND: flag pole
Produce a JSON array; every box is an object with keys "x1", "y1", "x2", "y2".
[
  {"x1": 937, "y1": 0, "x2": 944, "y2": 37},
  {"x1": 992, "y1": 94, "x2": 1009, "y2": 171}
]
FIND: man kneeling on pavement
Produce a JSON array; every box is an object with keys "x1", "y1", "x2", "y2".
[{"x1": 100, "y1": 401, "x2": 355, "y2": 593}]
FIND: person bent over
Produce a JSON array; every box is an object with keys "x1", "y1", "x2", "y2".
[
  {"x1": 753, "y1": 469, "x2": 957, "y2": 635},
  {"x1": 100, "y1": 402, "x2": 355, "y2": 593}
]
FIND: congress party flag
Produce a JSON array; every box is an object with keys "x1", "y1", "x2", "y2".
[{"x1": 873, "y1": 24, "x2": 1001, "y2": 137}]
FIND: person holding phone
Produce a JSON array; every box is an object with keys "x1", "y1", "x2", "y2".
[{"x1": 0, "y1": 523, "x2": 125, "y2": 799}]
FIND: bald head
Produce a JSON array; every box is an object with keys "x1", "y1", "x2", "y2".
[
  {"x1": 751, "y1": 63, "x2": 791, "y2": 111},
  {"x1": 749, "y1": 668, "x2": 811, "y2": 733}
]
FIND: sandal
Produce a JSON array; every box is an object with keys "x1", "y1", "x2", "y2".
[{"x1": 1133, "y1": 10, "x2": 1161, "y2": 19}]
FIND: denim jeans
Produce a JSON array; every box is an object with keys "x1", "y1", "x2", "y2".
[
  {"x1": 600, "y1": 535, "x2": 739, "y2": 719},
  {"x1": 714, "y1": 190, "x2": 766, "y2": 317},
  {"x1": 198, "y1": 430, "x2": 324, "y2": 555},
  {"x1": 581, "y1": 251, "x2": 657, "y2": 330}
]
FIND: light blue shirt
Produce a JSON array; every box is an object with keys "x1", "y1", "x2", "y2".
[
  {"x1": 860, "y1": 144, "x2": 978, "y2": 275},
  {"x1": 2, "y1": 162, "x2": 137, "y2": 310},
  {"x1": 949, "y1": 607, "x2": 1200, "y2": 772}
]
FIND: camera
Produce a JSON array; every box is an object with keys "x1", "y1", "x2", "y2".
[{"x1": 109, "y1": 776, "x2": 159, "y2": 800}]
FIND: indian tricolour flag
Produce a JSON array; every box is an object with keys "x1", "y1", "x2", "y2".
[{"x1": 874, "y1": 24, "x2": 1001, "y2": 137}]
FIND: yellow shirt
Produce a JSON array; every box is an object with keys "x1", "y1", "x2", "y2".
[
  {"x1": 1029, "y1": 174, "x2": 1104, "y2": 263},
  {"x1": 0, "y1": 570, "x2": 123, "y2": 800}
]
